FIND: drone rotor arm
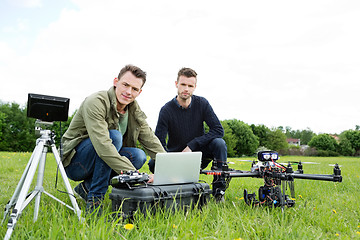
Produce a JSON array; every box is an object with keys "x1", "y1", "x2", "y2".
[
  {"x1": 201, "y1": 170, "x2": 261, "y2": 178},
  {"x1": 229, "y1": 171, "x2": 260, "y2": 178},
  {"x1": 291, "y1": 173, "x2": 342, "y2": 182}
]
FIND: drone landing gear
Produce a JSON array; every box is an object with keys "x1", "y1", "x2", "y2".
[{"x1": 243, "y1": 186, "x2": 295, "y2": 208}]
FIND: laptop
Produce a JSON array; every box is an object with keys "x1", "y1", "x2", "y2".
[{"x1": 152, "y1": 152, "x2": 202, "y2": 185}]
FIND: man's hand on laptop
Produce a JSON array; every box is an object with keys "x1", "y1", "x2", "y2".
[
  {"x1": 147, "y1": 174, "x2": 154, "y2": 183},
  {"x1": 182, "y1": 146, "x2": 192, "y2": 152}
]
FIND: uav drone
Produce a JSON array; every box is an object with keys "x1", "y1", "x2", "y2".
[{"x1": 201, "y1": 151, "x2": 342, "y2": 208}]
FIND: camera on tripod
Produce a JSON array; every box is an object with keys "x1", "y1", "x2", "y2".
[
  {"x1": 2, "y1": 93, "x2": 82, "y2": 240},
  {"x1": 27, "y1": 93, "x2": 70, "y2": 122}
]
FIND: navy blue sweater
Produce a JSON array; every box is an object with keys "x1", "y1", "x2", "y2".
[{"x1": 155, "y1": 95, "x2": 224, "y2": 152}]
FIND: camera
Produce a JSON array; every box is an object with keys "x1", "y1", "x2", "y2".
[
  {"x1": 27, "y1": 93, "x2": 70, "y2": 122},
  {"x1": 257, "y1": 151, "x2": 279, "y2": 162}
]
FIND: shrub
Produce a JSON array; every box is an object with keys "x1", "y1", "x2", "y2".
[
  {"x1": 287, "y1": 145, "x2": 303, "y2": 156},
  {"x1": 308, "y1": 134, "x2": 338, "y2": 152},
  {"x1": 304, "y1": 147, "x2": 318, "y2": 156}
]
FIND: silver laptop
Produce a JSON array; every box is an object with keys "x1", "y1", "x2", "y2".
[{"x1": 152, "y1": 152, "x2": 202, "y2": 185}]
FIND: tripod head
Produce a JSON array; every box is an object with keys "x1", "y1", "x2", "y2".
[
  {"x1": 27, "y1": 93, "x2": 70, "y2": 157},
  {"x1": 34, "y1": 120, "x2": 54, "y2": 136}
]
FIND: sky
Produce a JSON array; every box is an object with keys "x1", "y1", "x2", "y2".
[{"x1": 1, "y1": 0, "x2": 359, "y2": 134}]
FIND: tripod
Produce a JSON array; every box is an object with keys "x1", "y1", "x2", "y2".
[{"x1": 2, "y1": 124, "x2": 82, "y2": 240}]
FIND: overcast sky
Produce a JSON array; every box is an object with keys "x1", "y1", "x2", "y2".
[{"x1": 1, "y1": 0, "x2": 359, "y2": 134}]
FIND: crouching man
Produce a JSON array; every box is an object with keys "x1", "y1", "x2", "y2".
[
  {"x1": 150, "y1": 67, "x2": 228, "y2": 202},
  {"x1": 61, "y1": 64, "x2": 165, "y2": 215}
]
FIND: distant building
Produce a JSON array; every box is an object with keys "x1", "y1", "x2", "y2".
[
  {"x1": 287, "y1": 138, "x2": 301, "y2": 146},
  {"x1": 329, "y1": 134, "x2": 340, "y2": 142}
]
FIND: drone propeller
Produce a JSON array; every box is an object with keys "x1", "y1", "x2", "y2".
[
  {"x1": 329, "y1": 164, "x2": 342, "y2": 167},
  {"x1": 281, "y1": 161, "x2": 319, "y2": 165},
  {"x1": 236, "y1": 159, "x2": 255, "y2": 163}
]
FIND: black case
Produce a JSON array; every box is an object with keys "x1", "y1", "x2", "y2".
[{"x1": 109, "y1": 182, "x2": 211, "y2": 219}]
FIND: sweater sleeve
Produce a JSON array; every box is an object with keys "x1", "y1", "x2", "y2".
[
  {"x1": 155, "y1": 106, "x2": 169, "y2": 151},
  {"x1": 187, "y1": 98, "x2": 224, "y2": 150}
]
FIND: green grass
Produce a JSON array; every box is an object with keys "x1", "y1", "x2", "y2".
[{"x1": 1, "y1": 152, "x2": 359, "y2": 239}]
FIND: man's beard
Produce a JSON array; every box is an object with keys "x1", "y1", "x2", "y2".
[{"x1": 178, "y1": 92, "x2": 191, "y2": 101}]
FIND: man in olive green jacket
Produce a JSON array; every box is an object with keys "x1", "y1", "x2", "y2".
[{"x1": 62, "y1": 65, "x2": 165, "y2": 214}]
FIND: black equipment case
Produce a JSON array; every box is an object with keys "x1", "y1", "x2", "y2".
[{"x1": 109, "y1": 182, "x2": 211, "y2": 219}]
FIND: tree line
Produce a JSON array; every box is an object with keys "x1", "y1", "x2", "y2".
[
  {"x1": 1, "y1": 101, "x2": 360, "y2": 157},
  {"x1": 220, "y1": 119, "x2": 360, "y2": 157}
]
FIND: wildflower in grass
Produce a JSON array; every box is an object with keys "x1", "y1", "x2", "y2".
[
  {"x1": 124, "y1": 223, "x2": 134, "y2": 230},
  {"x1": 332, "y1": 209, "x2": 337, "y2": 214},
  {"x1": 233, "y1": 238, "x2": 243, "y2": 240},
  {"x1": 356, "y1": 231, "x2": 360, "y2": 235},
  {"x1": 172, "y1": 224, "x2": 178, "y2": 229},
  {"x1": 335, "y1": 233, "x2": 340, "y2": 237},
  {"x1": 298, "y1": 195, "x2": 302, "y2": 198}
]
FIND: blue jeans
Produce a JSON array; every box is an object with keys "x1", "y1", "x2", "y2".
[
  {"x1": 148, "y1": 138, "x2": 227, "y2": 196},
  {"x1": 65, "y1": 130, "x2": 147, "y2": 200}
]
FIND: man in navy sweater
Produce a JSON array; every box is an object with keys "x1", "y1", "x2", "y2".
[{"x1": 149, "y1": 67, "x2": 228, "y2": 202}]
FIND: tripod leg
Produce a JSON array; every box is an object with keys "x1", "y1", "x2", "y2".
[
  {"x1": 5, "y1": 141, "x2": 45, "y2": 240},
  {"x1": 50, "y1": 144, "x2": 82, "y2": 220},
  {"x1": 2, "y1": 147, "x2": 37, "y2": 224},
  {"x1": 33, "y1": 145, "x2": 48, "y2": 222}
]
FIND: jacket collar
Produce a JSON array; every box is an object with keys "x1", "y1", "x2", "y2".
[{"x1": 108, "y1": 87, "x2": 118, "y2": 113}]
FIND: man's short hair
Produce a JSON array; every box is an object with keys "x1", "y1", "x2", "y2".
[
  {"x1": 118, "y1": 65, "x2": 147, "y2": 86},
  {"x1": 177, "y1": 67, "x2": 197, "y2": 82}
]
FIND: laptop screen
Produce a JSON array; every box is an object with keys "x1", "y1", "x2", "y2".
[{"x1": 152, "y1": 152, "x2": 202, "y2": 185}]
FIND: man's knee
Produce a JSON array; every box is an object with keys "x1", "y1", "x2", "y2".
[
  {"x1": 135, "y1": 150, "x2": 147, "y2": 170},
  {"x1": 212, "y1": 138, "x2": 227, "y2": 150},
  {"x1": 128, "y1": 148, "x2": 147, "y2": 170},
  {"x1": 210, "y1": 138, "x2": 227, "y2": 158}
]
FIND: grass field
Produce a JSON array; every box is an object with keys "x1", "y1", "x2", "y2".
[{"x1": 0, "y1": 152, "x2": 359, "y2": 239}]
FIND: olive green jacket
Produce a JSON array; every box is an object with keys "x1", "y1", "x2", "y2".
[{"x1": 61, "y1": 87, "x2": 165, "y2": 174}]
